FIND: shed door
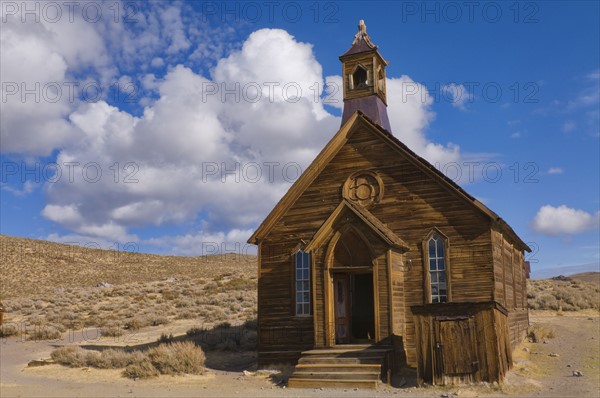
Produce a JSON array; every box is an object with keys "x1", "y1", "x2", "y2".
[{"x1": 438, "y1": 319, "x2": 477, "y2": 374}]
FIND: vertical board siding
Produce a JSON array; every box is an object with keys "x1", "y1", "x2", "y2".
[{"x1": 256, "y1": 124, "x2": 528, "y2": 370}]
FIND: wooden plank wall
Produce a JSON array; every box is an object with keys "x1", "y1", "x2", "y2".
[
  {"x1": 412, "y1": 303, "x2": 511, "y2": 385},
  {"x1": 258, "y1": 123, "x2": 498, "y2": 363},
  {"x1": 491, "y1": 228, "x2": 529, "y2": 350},
  {"x1": 390, "y1": 250, "x2": 406, "y2": 336}
]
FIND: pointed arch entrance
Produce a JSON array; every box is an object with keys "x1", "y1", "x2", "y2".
[{"x1": 327, "y1": 227, "x2": 376, "y2": 345}]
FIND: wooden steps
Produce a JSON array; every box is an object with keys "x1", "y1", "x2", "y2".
[{"x1": 287, "y1": 345, "x2": 391, "y2": 389}]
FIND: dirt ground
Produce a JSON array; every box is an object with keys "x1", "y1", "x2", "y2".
[{"x1": 1, "y1": 311, "x2": 598, "y2": 398}]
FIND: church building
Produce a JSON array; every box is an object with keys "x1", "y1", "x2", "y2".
[{"x1": 248, "y1": 20, "x2": 531, "y2": 388}]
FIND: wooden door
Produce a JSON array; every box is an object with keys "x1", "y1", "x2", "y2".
[
  {"x1": 434, "y1": 318, "x2": 478, "y2": 383},
  {"x1": 333, "y1": 274, "x2": 350, "y2": 344}
]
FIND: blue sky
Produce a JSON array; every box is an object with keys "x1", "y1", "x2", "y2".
[{"x1": 1, "y1": 1, "x2": 598, "y2": 278}]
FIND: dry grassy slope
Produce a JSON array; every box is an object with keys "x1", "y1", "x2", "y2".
[
  {"x1": 527, "y1": 273, "x2": 600, "y2": 312},
  {"x1": 0, "y1": 235, "x2": 257, "y2": 299},
  {"x1": 570, "y1": 272, "x2": 600, "y2": 287}
]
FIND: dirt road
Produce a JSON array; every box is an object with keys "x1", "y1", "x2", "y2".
[{"x1": 1, "y1": 313, "x2": 598, "y2": 397}]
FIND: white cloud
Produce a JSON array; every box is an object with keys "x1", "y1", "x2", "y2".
[
  {"x1": 387, "y1": 76, "x2": 460, "y2": 166},
  {"x1": 32, "y1": 28, "x2": 338, "y2": 246},
  {"x1": 2, "y1": 8, "x2": 473, "y2": 252},
  {"x1": 531, "y1": 205, "x2": 600, "y2": 236},
  {"x1": 145, "y1": 228, "x2": 256, "y2": 256},
  {"x1": 442, "y1": 83, "x2": 473, "y2": 111},
  {"x1": 41, "y1": 204, "x2": 84, "y2": 226},
  {"x1": 548, "y1": 167, "x2": 564, "y2": 175}
]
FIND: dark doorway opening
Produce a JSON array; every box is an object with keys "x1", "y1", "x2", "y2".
[{"x1": 352, "y1": 273, "x2": 375, "y2": 341}]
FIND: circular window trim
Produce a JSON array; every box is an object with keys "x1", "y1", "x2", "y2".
[{"x1": 342, "y1": 170, "x2": 384, "y2": 208}]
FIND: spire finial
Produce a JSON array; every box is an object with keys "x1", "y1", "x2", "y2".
[{"x1": 352, "y1": 19, "x2": 374, "y2": 47}]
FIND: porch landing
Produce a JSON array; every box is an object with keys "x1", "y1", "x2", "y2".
[{"x1": 287, "y1": 344, "x2": 392, "y2": 389}]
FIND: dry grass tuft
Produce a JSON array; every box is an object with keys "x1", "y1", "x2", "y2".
[
  {"x1": 148, "y1": 341, "x2": 205, "y2": 375},
  {"x1": 50, "y1": 342, "x2": 206, "y2": 379},
  {"x1": 123, "y1": 360, "x2": 160, "y2": 379},
  {"x1": 527, "y1": 323, "x2": 556, "y2": 343}
]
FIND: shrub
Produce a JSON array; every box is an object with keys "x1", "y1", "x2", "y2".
[
  {"x1": 51, "y1": 346, "x2": 88, "y2": 367},
  {"x1": 100, "y1": 323, "x2": 124, "y2": 337},
  {"x1": 527, "y1": 324, "x2": 556, "y2": 343},
  {"x1": 147, "y1": 315, "x2": 170, "y2": 326},
  {"x1": 0, "y1": 323, "x2": 20, "y2": 338},
  {"x1": 215, "y1": 321, "x2": 231, "y2": 329},
  {"x1": 27, "y1": 324, "x2": 62, "y2": 341},
  {"x1": 89, "y1": 349, "x2": 147, "y2": 369},
  {"x1": 157, "y1": 333, "x2": 174, "y2": 344},
  {"x1": 124, "y1": 317, "x2": 148, "y2": 331},
  {"x1": 148, "y1": 341, "x2": 205, "y2": 375},
  {"x1": 123, "y1": 360, "x2": 159, "y2": 379},
  {"x1": 186, "y1": 327, "x2": 206, "y2": 337}
]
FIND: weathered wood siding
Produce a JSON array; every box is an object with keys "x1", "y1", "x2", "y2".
[
  {"x1": 412, "y1": 302, "x2": 511, "y2": 385},
  {"x1": 258, "y1": 121, "x2": 496, "y2": 364},
  {"x1": 491, "y1": 228, "x2": 529, "y2": 351}
]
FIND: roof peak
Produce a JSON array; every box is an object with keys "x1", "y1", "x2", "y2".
[
  {"x1": 352, "y1": 20, "x2": 375, "y2": 47},
  {"x1": 340, "y1": 19, "x2": 378, "y2": 58}
]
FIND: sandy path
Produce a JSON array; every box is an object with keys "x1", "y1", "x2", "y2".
[{"x1": 1, "y1": 314, "x2": 599, "y2": 398}]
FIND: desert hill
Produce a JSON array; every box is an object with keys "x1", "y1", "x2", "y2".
[{"x1": 0, "y1": 234, "x2": 257, "y2": 299}]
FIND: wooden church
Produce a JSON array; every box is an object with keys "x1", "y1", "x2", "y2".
[{"x1": 248, "y1": 20, "x2": 531, "y2": 388}]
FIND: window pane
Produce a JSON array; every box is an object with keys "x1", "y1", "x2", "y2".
[
  {"x1": 303, "y1": 269, "x2": 309, "y2": 279},
  {"x1": 296, "y1": 281, "x2": 302, "y2": 291},
  {"x1": 430, "y1": 272, "x2": 438, "y2": 283},
  {"x1": 297, "y1": 304, "x2": 303, "y2": 314},
  {"x1": 303, "y1": 292, "x2": 310, "y2": 302},
  {"x1": 428, "y1": 239, "x2": 436, "y2": 258},
  {"x1": 303, "y1": 280, "x2": 310, "y2": 291},
  {"x1": 437, "y1": 258, "x2": 445, "y2": 271},
  {"x1": 303, "y1": 252, "x2": 310, "y2": 267},
  {"x1": 437, "y1": 243, "x2": 444, "y2": 258},
  {"x1": 303, "y1": 304, "x2": 310, "y2": 314},
  {"x1": 431, "y1": 285, "x2": 438, "y2": 295},
  {"x1": 432, "y1": 296, "x2": 439, "y2": 303},
  {"x1": 296, "y1": 292, "x2": 302, "y2": 302},
  {"x1": 438, "y1": 272, "x2": 446, "y2": 283},
  {"x1": 439, "y1": 295, "x2": 447, "y2": 303},
  {"x1": 440, "y1": 288, "x2": 447, "y2": 296},
  {"x1": 429, "y1": 259, "x2": 436, "y2": 271}
]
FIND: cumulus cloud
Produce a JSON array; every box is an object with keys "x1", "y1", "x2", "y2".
[
  {"x1": 387, "y1": 77, "x2": 461, "y2": 166},
  {"x1": 33, "y1": 28, "x2": 338, "y2": 248},
  {"x1": 531, "y1": 205, "x2": 600, "y2": 236},
  {"x1": 2, "y1": 5, "x2": 471, "y2": 253}
]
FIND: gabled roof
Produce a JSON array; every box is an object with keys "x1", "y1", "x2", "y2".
[
  {"x1": 248, "y1": 111, "x2": 531, "y2": 253},
  {"x1": 304, "y1": 199, "x2": 410, "y2": 252}
]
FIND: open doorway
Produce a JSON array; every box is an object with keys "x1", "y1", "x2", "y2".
[
  {"x1": 330, "y1": 228, "x2": 376, "y2": 345},
  {"x1": 333, "y1": 272, "x2": 375, "y2": 344}
]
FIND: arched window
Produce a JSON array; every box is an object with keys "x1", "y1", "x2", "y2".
[
  {"x1": 295, "y1": 251, "x2": 311, "y2": 315},
  {"x1": 425, "y1": 232, "x2": 449, "y2": 303}
]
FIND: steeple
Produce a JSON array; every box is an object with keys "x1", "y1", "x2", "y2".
[{"x1": 339, "y1": 20, "x2": 391, "y2": 132}]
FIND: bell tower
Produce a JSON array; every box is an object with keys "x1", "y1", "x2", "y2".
[{"x1": 339, "y1": 20, "x2": 391, "y2": 132}]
